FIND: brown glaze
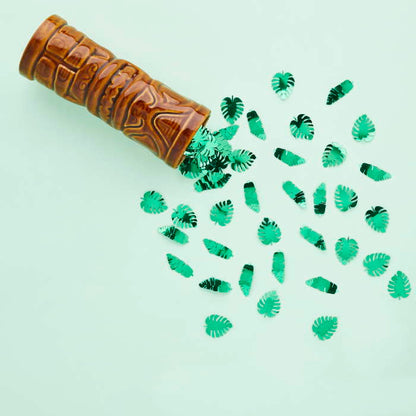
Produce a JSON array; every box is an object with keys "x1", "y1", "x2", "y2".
[{"x1": 19, "y1": 15, "x2": 210, "y2": 168}]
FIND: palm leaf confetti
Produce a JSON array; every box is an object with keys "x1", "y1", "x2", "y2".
[
  {"x1": 312, "y1": 316, "x2": 338, "y2": 340},
  {"x1": 365, "y1": 206, "x2": 389, "y2": 233},
  {"x1": 166, "y1": 254, "x2": 193, "y2": 278},
  {"x1": 244, "y1": 181, "x2": 260, "y2": 213},
  {"x1": 258, "y1": 218, "x2": 282, "y2": 245},
  {"x1": 213, "y1": 125, "x2": 239, "y2": 141},
  {"x1": 199, "y1": 278, "x2": 232, "y2": 293},
  {"x1": 352, "y1": 114, "x2": 375, "y2": 142},
  {"x1": 194, "y1": 172, "x2": 232, "y2": 192},
  {"x1": 335, "y1": 237, "x2": 359, "y2": 265},
  {"x1": 203, "y1": 238, "x2": 233, "y2": 259},
  {"x1": 257, "y1": 290, "x2": 281, "y2": 317},
  {"x1": 290, "y1": 114, "x2": 314, "y2": 140},
  {"x1": 220, "y1": 96, "x2": 244, "y2": 124},
  {"x1": 210, "y1": 200, "x2": 234, "y2": 226},
  {"x1": 313, "y1": 183, "x2": 326, "y2": 215},
  {"x1": 239, "y1": 264, "x2": 254, "y2": 297},
  {"x1": 360, "y1": 163, "x2": 392, "y2": 181},
  {"x1": 229, "y1": 149, "x2": 256, "y2": 172},
  {"x1": 271, "y1": 71, "x2": 295, "y2": 100},
  {"x1": 274, "y1": 148, "x2": 306, "y2": 166},
  {"x1": 158, "y1": 226, "x2": 189, "y2": 245},
  {"x1": 140, "y1": 191, "x2": 168, "y2": 214},
  {"x1": 247, "y1": 110, "x2": 266, "y2": 140},
  {"x1": 388, "y1": 271, "x2": 411, "y2": 299},
  {"x1": 326, "y1": 80, "x2": 353, "y2": 105},
  {"x1": 272, "y1": 252, "x2": 285, "y2": 284},
  {"x1": 300, "y1": 226, "x2": 326, "y2": 251},
  {"x1": 171, "y1": 204, "x2": 197, "y2": 229},
  {"x1": 282, "y1": 181, "x2": 306, "y2": 208},
  {"x1": 306, "y1": 277, "x2": 337, "y2": 294},
  {"x1": 363, "y1": 253, "x2": 391, "y2": 277},
  {"x1": 322, "y1": 142, "x2": 347, "y2": 167},
  {"x1": 205, "y1": 314, "x2": 232, "y2": 338},
  {"x1": 334, "y1": 185, "x2": 358, "y2": 212}
]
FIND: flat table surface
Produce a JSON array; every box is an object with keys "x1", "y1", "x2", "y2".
[{"x1": 1, "y1": 1, "x2": 416, "y2": 415}]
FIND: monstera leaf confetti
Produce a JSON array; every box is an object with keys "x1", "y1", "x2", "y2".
[
  {"x1": 290, "y1": 114, "x2": 314, "y2": 140},
  {"x1": 335, "y1": 237, "x2": 359, "y2": 265},
  {"x1": 244, "y1": 181, "x2": 260, "y2": 212},
  {"x1": 213, "y1": 125, "x2": 239, "y2": 141},
  {"x1": 257, "y1": 290, "x2": 281, "y2": 317},
  {"x1": 326, "y1": 80, "x2": 353, "y2": 105},
  {"x1": 363, "y1": 253, "x2": 391, "y2": 277},
  {"x1": 300, "y1": 226, "x2": 326, "y2": 250},
  {"x1": 365, "y1": 206, "x2": 389, "y2": 233},
  {"x1": 158, "y1": 226, "x2": 189, "y2": 244},
  {"x1": 274, "y1": 148, "x2": 306, "y2": 166},
  {"x1": 313, "y1": 183, "x2": 326, "y2": 215},
  {"x1": 282, "y1": 181, "x2": 306, "y2": 208},
  {"x1": 272, "y1": 252, "x2": 285, "y2": 284},
  {"x1": 221, "y1": 96, "x2": 244, "y2": 124},
  {"x1": 388, "y1": 271, "x2": 411, "y2": 299},
  {"x1": 322, "y1": 143, "x2": 347, "y2": 167},
  {"x1": 140, "y1": 191, "x2": 168, "y2": 214},
  {"x1": 352, "y1": 114, "x2": 376, "y2": 142},
  {"x1": 203, "y1": 238, "x2": 233, "y2": 259},
  {"x1": 312, "y1": 316, "x2": 338, "y2": 340},
  {"x1": 205, "y1": 314, "x2": 232, "y2": 338},
  {"x1": 171, "y1": 204, "x2": 197, "y2": 229},
  {"x1": 247, "y1": 110, "x2": 266, "y2": 140},
  {"x1": 258, "y1": 218, "x2": 282, "y2": 245},
  {"x1": 199, "y1": 278, "x2": 232, "y2": 293},
  {"x1": 194, "y1": 172, "x2": 232, "y2": 192},
  {"x1": 360, "y1": 163, "x2": 392, "y2": 181},
  {"x1": 334, "y1": 185, "x2": 358, "y2": 212},
  {"x1": 306, "y1": 277, "x2": 337, "y2": 294},
  {"x1": 229, "y1": 149, "x2": 256, "y2": 172},
  {"x1": 239, "y1": 264, "x2": 254, "y2": 297},
  {"x1": 166, "y1": 254, "x2": 193, "y2": 278},
  {"x1": 210, "y1": 200, "x2": 234, "y2": 226},
  {"x1": 271, "y1": 71, "x2": 295, "y2": 100}
]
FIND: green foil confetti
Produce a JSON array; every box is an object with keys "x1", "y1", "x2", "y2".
[
  {"x1": 271, "y1": 71, "x2": 295, "y2": 100},
  {"x1": 229, "y1": 149, "x2": 256, "y2": 172},
  {"x1": 272, "y1": 252, "x2": 285, "y2": 284},
  {"x1": 194, "y1": 172, "x2": 232, "y2": 192},
  {"x1": 352, "y1": 114, "x2": 376, "y2": 142},
  {"x1": 300, "y1": 226, "x2": 326, "y2": 251},
  {"x1": 140, "y1": 190, "x2": 168, "y2": 214},
  {"x1": 171, "y1": 204, "x2": 197, "y2": 229},
  {"x1": 365, "y1": 206, "x2": 389, "y2": 233},
  {"x1": 210, "y1": 200, "x2": 234, "y2": 226},
  {"x1": 326, "y1": 80, "x2": 353, "y2": 105},
  {"x1": 205, "y1": 314, "x2": 232, "y2": 338},
  {"x1": 388, "y1": 271, "x2": 411, "y2": 299},
  {"x1": 274, "y1": 148, "x2": 306, "y2": 166},
  {"x1": 282, "y1": 181, "x2": 306, "y2": 208},
  {"x1": 247, "y1": 110, "x2": 266, "y2": 140},
  {"x1": 166, "y1": 254, "x2": 193, "y2": 278},
  {"x1": 179, "y1": 156, "x2": 206, "y2": 179},
  {"x1": 322, "y1": 142, "x2": 347, "y2": 167},
  {"x1": 313, "y1": 183, "x2": 326, "y2": 215},
  {"x1": 258, "y1": 218, "x2": 282, "y2": 245},
  {"x1": 239, "y1": 264, "x2": 254, "y2": 296},
  {"x1": 306, "y1": 277, "x2": 337, "y2": 294},
  {"x1": 257, "y1": 290, "x2": 281, "y2": 318},
  {"x1": 199, "y1": 278, "x2": 232, "y2": 293},
  {"x1": 360, "y1": 163, "x2": 392, "y2": 182},
  {"x1": 290, "y1": 114, "x2": 314, "y2": 140},
  {"x1": 335, "y1": 237, "x2": 359, "y2": 265},
  {"x1": 213, "y1": 125, "x2": 239, "y2": 141},
  {"x1": 220, "y1": 96, "x2": 244, "y2": 125},
  {"x1": 203, "y1": 238, "x2": 233, "y2": 259},
  {"x1": 334, "y1": 185, "x2": 358, "y2": 212},
  {"x1": 158, "y1": 226, "x2": 189, "y2": 245},
  {"x1": 363, "y1": 253, "x2": 391, "y2": 277},
  {"x1": 312, "y1": 316, "x2": 338, "y2": 340},
  {"x1": 244, "y1": 181, "x2": 260, "y2": 213}
]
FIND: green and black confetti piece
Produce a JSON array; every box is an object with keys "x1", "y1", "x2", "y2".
[
  {"x1": 258, "y1": 218, "x2": 282, "y2": 245},
  {"x1": 140, "y1": 191, "x2": 168, "y2": 214},
  {"x1": 306, "y1": 277, "x2": 337, "y2": 294},
  {"x1": 244, "y1": 181, "x2": 260, "y2": 213},
  {"x1": 282, "y1": 181, "x2": 306, "y2": 208},
  {"x1": 171, "y1": 204, "x2": 197, "y2": 229},
  {"x1": 313, "y1": 183, "x2": 326, "y2": 215},
  {"x1": 300, "y1": 226, "x2": 326, "y2": 251},
  {"x1": 199, "y1": 278, "x2": 232, "y2": 293},
  {"x1": 326, "y1": 80, "x2": 353, "y2": 105},
  {"x1": 365, "y1": 206, "x2": 389, "y2": 233},
  {"x1": 274, "y1": 148, "x2": 306, "y2": 166},
  {"x1": 360, "y1": 163, "x2": 392, "y2": 181},
  {"x1": 210, "y1": 200, "x2": 234, "y2": 226},
  {"x1": 247, "y1": 110, "x2": 266, "y2": 140},
  {"x1": 271, "y1": 71, "x2": 295, "y2": 100},
  {"x1": 221, "y1": 96, "x2": 244, "y2": 124},
  {"x1": 158, "y1": 226, "x2": 189, "y2": 244},
  {"x1": 166, "y1": 254, "x2": 193, "y2": 278},
  {"x1": 194, "y1": 172, "x2": 232, "y2": 192},
  {"x1": 203, "y1": 238, "x2": 233, "y2": 259},
  {"x1": 229, "y1": 149, "x2": 256, "y2": 172},
  {"x1": 322, "y1": 143, "x2": 346, "y2": 167},
  {"x1": 239, "y1": 264, "x2": 254, "y2": 297}
]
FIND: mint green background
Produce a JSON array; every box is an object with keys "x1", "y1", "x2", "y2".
[{"x1": 1, "y1": 1, "x2": 416, "y2": 415}]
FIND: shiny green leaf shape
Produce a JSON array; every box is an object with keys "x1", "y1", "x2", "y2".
[
  {"x1": 282, "y1": 181, "x2": 306, "y2": 208},
  {"x1": 326, "y1": 80, "x2": 353, "y2": 105},
  {"x1": 220, "y1": 96, "x2": 244, "y2": 124},
  {"x1": 334, "y1": 185, "x2": 358, "y2": 212},
  {"x1": 360, "y1": 163, "x2": 392, "y2": 181},
  {"x1": 199, "y1": 278, "x2": 232, "y2": 293},
  {"x1": 290, "y1": 114, "x2": 314, "y2": 140},
  {"x1": 300, "y1": 226, "x2": 326, "y2": 250},
  {"x1": 365, "y1": 206, "x2": 389, "y2": 233},
  {"x1": 274, "y1": 148, "x2": 306, "y2": 166},
  {"x1": 312, "y1": 316, "x2": 338, "y2": 340},
  {"x1": 388, "y1": 271, "x2": 411, "y2": 299},
  {"x1": 229, "y1": 149, "x2": 256, "y2": 172},
  {"x1": 171, "y1": 204, "x2": 197, "y2": 229},
  {"x1": 205, "y1": 314, "x2": 232, "y2": 338},
  {"x1": 210, "y1": 200, "x2": 234, "y2": 226},
  {"x1": 140, "y1": 190, "x2": 168, "y2": 214},
  {"x1": 203, "y1": 238, "x2": 233, "y2": 259},
  {"x1": 244, "y1": 182, "x2": 260, "y2": 213},
  {"x1": 166, "y1": 254, "x2": 193, "y2": 278},
  {"x1": 306, "y1": 277, "x2": 337, "y2": 294},
  {"x1": 272, "y1": 252, "x2": 285, "y2": 283},
  {"x1": 352, "y1": 114, "x2": 375, "y2": 142},
  {"x1": 322, "y1": 142, "x2": 347, "y2": 167},
  {"x1": 247, "y1": 110, "x2": 266, "y2": 140},
  {"x1": 239, "y1": 264, "x2": 254, "y2": 297},
  {"x1": 335, "y1": 237, "x2": 359, "y2": 265},
  {"x1": 363, "y1": 253, "x2": 391, "y2": 277},
  {"x1": 257, "y1": 290, "x2": 281, "y2": 317},
  {"x1": 258, "y1": 218, "x2": 282, "y2": 245},
  {"x1": 271, "y1": 71, "x2": 295, "y2": 100},
  {"x1": 313, "y1": 183, "x2": 326, "y2": 215}
]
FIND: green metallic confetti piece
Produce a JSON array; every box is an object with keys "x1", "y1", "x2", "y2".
[
  {"x1": 186, "y1": 126, "x2": 211, "y2": 154},
  {"x1": 239, "y1": 264, "x2": 254, "y2": 296},
  {"x1": 334, "y1": 185, "x2": 358, "y2": 212},
  {"x1": 388, "y1": 271, "x2": 411, "y2": 299},
  {"x1": 257, "y1": 290, "x2": 281, "y2": 317},
  {"x1": 300, "y1": 226, "x2": 326, "y2": 250},
  {"x1": 365, "y1": 206, "x2": 389, "y2": 233},
  {"x1": 140, "y1": 190, "x2": 168, "y2": 214},
  {"x1": 274, "y1": 148, "x2": 306, "y2": 166},
  {"x1": 194, "y1": 172, "x2": 232, "y2": 192},
  {"x1": 271, "y1": 71, "x2": 295, "y2": 100},
  {"x1": 220, "y1": 96, "x2": 244, "y2": 124},
  {"x1": 205, "y1": 314, "x2": 232, "y2": 338},
  {"x1": 210, "y1": 200, "x2": 234, "y2": 226},
  {"x1": 306, "y1": 277, "x2": 337, "y2": 294},
  {"x1": 203, "y1": 151, "x2": 230, "y2": 173},
  {"x1": 312, "y1": 316, "x2": 338, "y2": 340},
  {"x1": 244, "y1": 181, "x2": 260, "y2": 213},
  {"x1": 247, "y1": 110, "x2": 266, "y2": 140},
  {"x1": 326, "y1": 80, "x2": 353, "y2": 105},
  {"x1": 203, "y1": 238, "x2": 233, "y2": 259},
  {"x1": 179, "y1": 155, "x2": 206, "y2": 179},
  {"x1": 171, "y1": 204, "x2": 197, "y2": 229},
  {"x1": 272, "y1": 252, "x2": 285, "y2": 284},
  {"x1": 258, "y1": 218, "x2": 282, "y2": 245},
  {"x1": 352, "y1": 114, "x2": 375, "y2": 142},
  {"x1": 229, "y1": 149, "x2": 256, "y2": 172},
  {"x1": 282, "y1": 181, "x2": 306, "y2": 208},
  {"x1": 313, "y1": 183, "x2": 326, "y2": 215},
  {"x1": 363, "y1": 253, "x2": 391, "y2": 277},
  {"x1": 213, "y1": 125, "x2": 239, "y2": 141},
  {"x1": 158, "y1": 226, "x2": 189, "y2": 244},
  {"x1": 290, "y1": 114, "x2": 314, "y2": 140},
  {"x1": 166, "y1": 254, "x2": 193, "y2": 278},
  {"x1": 322, "y1": 142, "x2": 347, "y2": 167},
  {"x1": 335, "y1": 237, "x2": 359, "y2": 265},
  {"x1": 199, "y1": 277, "x2": 232, "y2": 293},
  {"x1": 360, "y1": 163, "x2": 392, "y2": 181}
]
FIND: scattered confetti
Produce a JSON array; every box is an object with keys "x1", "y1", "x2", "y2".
[
  {"x1": 334, "y1": 185, "x2": 358, "y2": 212},
  {"x1": 363, "y1": 252, "x2": 391, "y2": 276},
  {"x1": 221, "y1": 96, "x2": 244, "y2": 125},
  {"x1": 258, "y1": 218, "x2": 282, "y2": 245},
  {"x1": 203, "y1": 238, "x2": 233, "y2": 259},
  {"x1": 166, "y1": 254, "x2": 193, "y2": 278},
  {"x1": 213, "y1": 125, "x2": 239, "y2": 141},
  {"x1": 179, "y1": 156, "x2": 205, "y2": 179},
  {"x1": 272, "y1": 252, "x2": 285, "y2": 283},
  {"x1": 205, "y1": 314, "x2": 232, "y2": 338},
  {"x1": 322, "y1": 142, "x2": 347, "y2": 167},
  {"x1": 247, "y1": 110, "x2": 266, "y2": 140},
  {"x1": 171, "y1": 204, "x2": 197, "y2": 229},
  {"x1": 365, "y1": 206, "x2": 389, "y2": 233},
  {"x1": 244, "y1": 181, "x2": 260, "y2": 212},
  {"x1": 335, "y1": 237, "x2": 359, "y2": 265},
  {"x1": 274, "y1": 148, "x2": 306, "y2": 166},
  {"x1": 300, "y1": 226, "x2": 326, "y2": 251},
  {"x1": 140, "y1": 191, "x2": 168, "y2": 214},
  {"x1": 271, "y1": 71, "x2": 295, "y2": 100},
  {"x1": 326, "y1": 80, "x2": 353, "y2": 105},
  {"x1": 360, "y1": 163, "x2": 392, "y2": 182},
  {"x1": 158, "y1": 226, "x2": 189, "y2": 244},
  {"x1": 210, "y1": 200, "x2": 234, "y2": 226},
  {"x1": 282, "y1": 181, "x2": 306, "y2": 208},
  {"x1": 306, "y1": 277, "x2": 337, "y2": 294},
  {"x1": 352, "y1": 114, "x2": 375, "y2": 142},
  {"x1": 290, "y1": 114, "x2": 314, "y2": 140},
  {"x1": 229, "y1": 149, "x2": 256, "y2": 172},
  {"x1": 388, "y1": 271, "x2": 411, "y2": 299},
  {"x1": 257, "y1": 290, "x2": 281, "y2": 317},
  {"x1": 312, "y1": 316, "x2": 338, "y2": 340},
  {"x1": 239, "y1": 264, "x2": 254, "y2": 296},
  {"x1": 313, "y1": 183, "x2": 326, "y2": 215},
  {"x1": 194, "y1": 172, "x2": 232, "y2": 192},
  {"x1": 199, "y1": 278, "x2": 232, "y2": 293}
]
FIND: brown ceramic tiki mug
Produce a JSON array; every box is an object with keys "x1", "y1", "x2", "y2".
[{"x1": 19, "y1": 15, "x2": 210, "y2": 168}]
